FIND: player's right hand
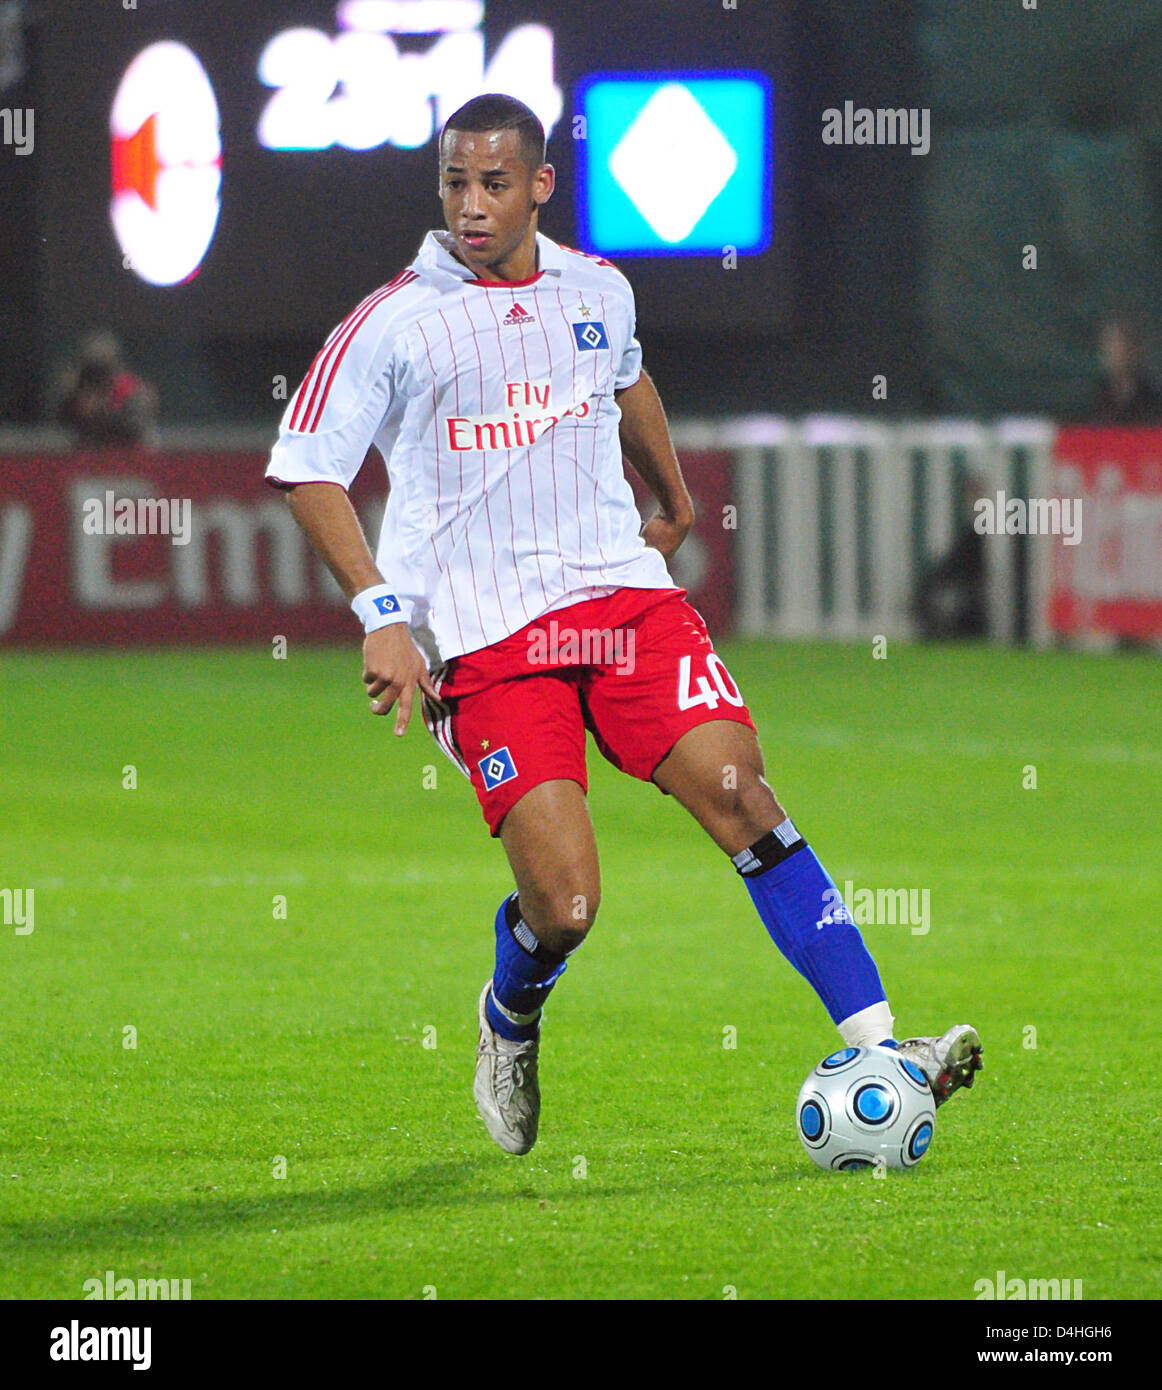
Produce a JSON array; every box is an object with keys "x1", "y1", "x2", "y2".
[{"x1": 361, "y1": 625, "x2": 440, "y2": 737}]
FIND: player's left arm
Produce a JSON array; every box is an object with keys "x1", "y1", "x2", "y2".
[{"x1": 615, "y1": 368, "x2": 695, "y2": 560}]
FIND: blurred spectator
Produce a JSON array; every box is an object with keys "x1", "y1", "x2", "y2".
[
  {"x1": 55, "y1": 331, "x2": 159, "y2": 448},
  {"x1": 1092, "y1": 315, "x2": 1162, "y2": 424},
  {"x1": 913, "y1": 473, "x2": 987, "y2": 640}
]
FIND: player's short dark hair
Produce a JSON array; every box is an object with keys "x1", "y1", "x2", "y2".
[{"x1": 440, "y1": 94, "x2": 546, "y2": 170}]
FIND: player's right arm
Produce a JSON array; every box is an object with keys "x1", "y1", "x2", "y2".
[
  {"x1": 265, "y1": 276, "x2": 436, "y2": 735},
  {"x1": 283, "y1": 480, "x2": 437, "y2": 735}
]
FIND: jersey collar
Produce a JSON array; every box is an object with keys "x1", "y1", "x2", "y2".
[{"x1": 418, "y1": 230, "x2": 567, "y2": 287}]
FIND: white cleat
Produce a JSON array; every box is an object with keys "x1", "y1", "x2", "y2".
[
  {"x1": 896, "y1": 1024, "x2": 983, "y2": 1108},
  {"x1": 473, "y1": 981, "x2": 541, "y2": 1155}
]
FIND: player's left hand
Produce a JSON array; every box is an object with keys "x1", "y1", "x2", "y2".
[{"x1": 640, "y1": 508, "x2": 695, "y2": 560}]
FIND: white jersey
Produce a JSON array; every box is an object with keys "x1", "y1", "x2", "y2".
[{"x1": 266, "y1": 229, "x2": 674, "y2": 662}]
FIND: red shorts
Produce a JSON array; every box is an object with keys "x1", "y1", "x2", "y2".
[{"x1": 422, "y1": 587, "x2": 756, "y2": 836}]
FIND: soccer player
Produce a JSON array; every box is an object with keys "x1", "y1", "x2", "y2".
[{"x1": 267, "y1": 93, "x2": 982, "y2": 1155}]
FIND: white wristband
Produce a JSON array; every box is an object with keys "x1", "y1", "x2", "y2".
[{"x1": 351, "y1": 584, "x2": 410, "y2": 634}]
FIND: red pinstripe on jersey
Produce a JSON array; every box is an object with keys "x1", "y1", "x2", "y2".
[
  {"x1": 539, "y1": 290, "x2": 564, "y2": 595},
  {"x1": 477, "y1": 288, "x2": 534, "y2": 630},
  {"x1": 460, "y1": 297, "x2": 510, "y2": 630},
  {"x1": 416, "y1": 316, "x2": 469, "y2": 654},
  {"x1": 288, "y1": 270, "x2": 418, "y2": 434},
  {"x1": 508, "y1": 279, "x2": 549, "y2": 612}
]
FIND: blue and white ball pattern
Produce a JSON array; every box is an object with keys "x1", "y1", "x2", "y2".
[{"x1": 795, "y1": 1045, "x2": 937, "y2": 1171}]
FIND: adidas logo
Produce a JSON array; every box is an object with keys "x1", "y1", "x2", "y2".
[{"x1": 503, "y1": 302, "x2": 535, "y2": 325}]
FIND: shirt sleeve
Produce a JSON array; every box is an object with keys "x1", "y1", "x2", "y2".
[
  {"x1": 265, "y1": 309, "x2": 398, "y2": 490},
  {"x1": 613, "y1": 288, "x2": 643, "y2": 391}
]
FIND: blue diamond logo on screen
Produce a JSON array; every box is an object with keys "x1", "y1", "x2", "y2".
[{"x1": 578, "y1": 74, "x2": 771, "y2": 256}]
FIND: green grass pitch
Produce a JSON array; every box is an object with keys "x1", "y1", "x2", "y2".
[{"x1": 3, "y1": 638, "x2": 1160, "y2": 1300}]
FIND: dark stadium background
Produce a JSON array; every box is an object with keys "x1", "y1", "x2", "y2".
[{"x1": 5, "y1": 0, "x2": 1158, "y2": 427}]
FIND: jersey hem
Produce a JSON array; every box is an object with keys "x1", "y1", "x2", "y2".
[{"x1": 435, "y1": 582, "x2": 685, "y2": 664}]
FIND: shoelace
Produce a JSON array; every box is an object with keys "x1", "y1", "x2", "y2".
[
  {"x1": 494, "y1": 1057, "x2": 523, "y2": 1108},
  {"x1": 478, "y1": 1042, "x2": 534, "y2": 1109}
]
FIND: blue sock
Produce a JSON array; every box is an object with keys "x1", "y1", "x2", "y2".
[
  {"x1": 486, "y1": 894, "x2": 568, "y2": 1041},
  {"x1": 734, "y1": 818, "x2": 888, "y2": 1027}
]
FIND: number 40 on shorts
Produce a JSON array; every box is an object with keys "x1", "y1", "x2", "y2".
[{"x1": 677, "y1": 653, "x2": 745, "y2": 711}]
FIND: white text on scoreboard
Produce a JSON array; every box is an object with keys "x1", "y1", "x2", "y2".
[{"x1": 257, "y1": 1, "x2": 561, "y2": 152}]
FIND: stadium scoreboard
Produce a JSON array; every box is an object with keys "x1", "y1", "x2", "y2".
[{"x1": 38, "y1": 0, "x2": 792, "y2": 351}]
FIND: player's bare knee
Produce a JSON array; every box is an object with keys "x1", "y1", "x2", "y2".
[
  {"x1": 548, "y1": 886, "x2": 599, "y2": 952},
  {"x1": 520, "y1": 883, "x2": 599, "y2": 954},
  {"x1": 742, "y1": 773, "x2": 784, "y2": 832},
  {"x1": 710, "y1": 769, "x2": 782, "y2": 841},
  {"x1": 533, "y1": 920, "x2": 594, "y2": 955}
]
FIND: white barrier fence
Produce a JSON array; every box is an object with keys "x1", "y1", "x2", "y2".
[{"x1": 671, "y1": 416, "x2": 1057, "y2": 646}]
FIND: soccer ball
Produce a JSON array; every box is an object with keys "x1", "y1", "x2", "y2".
[{"x1": 795, "y1": 1045, "x2": 936, "y2": 1171}]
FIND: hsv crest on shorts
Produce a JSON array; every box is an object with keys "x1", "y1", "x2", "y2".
[{"x1": 479, "y1": 746, "x2": 518, "y2": 790}]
